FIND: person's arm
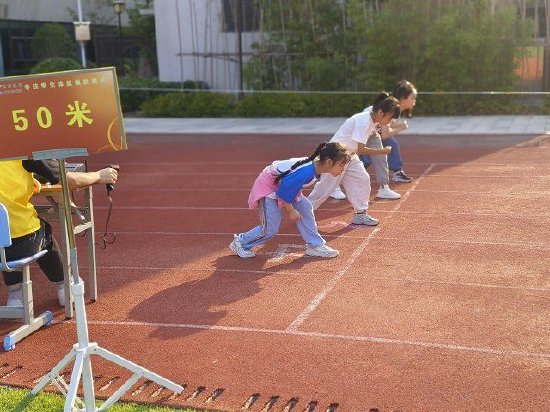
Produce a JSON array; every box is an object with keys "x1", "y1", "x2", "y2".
[
  {"x1": 282, "y1": 201, "x2": 301, "y2": 221},
  {"x1": 356, "y1": 144, "x2": 391, "y2": 156},
  {"x1": 381, "y1": 119, "x2": 408, "y2": 139},
  {"x1": 66, "y1": 167, "x2": 118, "y2": 190}
]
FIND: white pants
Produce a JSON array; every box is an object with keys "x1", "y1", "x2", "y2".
[{"x1": 308, "y1": 154, "x2": 370, "y2": 212}]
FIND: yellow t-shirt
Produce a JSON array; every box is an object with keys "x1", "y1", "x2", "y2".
[{"x1": 0, "y1": 160, "x2": 40, "y2": 238}]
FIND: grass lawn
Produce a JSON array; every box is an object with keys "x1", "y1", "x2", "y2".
[{"x1": 0, "y1": 386, "x2": 204, "y2": 411}]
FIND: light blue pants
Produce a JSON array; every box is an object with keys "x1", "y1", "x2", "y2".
[
  {"x1": 238, "y1": 197, "x2": 325, "y2": 250},
  {"x1": 358, "y1": 133, "x2": 389, "y2": 186},
  {"x1": 361, "y1": 137, "x2": 404, "y2": 172}
]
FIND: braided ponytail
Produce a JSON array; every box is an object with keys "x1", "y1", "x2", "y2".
[{"x1": 274, "y1": 142, "x2": 327, "y2": 184}]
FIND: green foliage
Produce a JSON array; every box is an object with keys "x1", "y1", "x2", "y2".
[
  {"x1": 31, "y1": 23, "x2": 76, "y2": 60},
  {"x1": 187, "y1": 93, "x2": 233, "y2": 117},
  {"x1": 141, "y1": 92, "x2": 234, "y2": 117},
  {"x1": 414, "y1": 94, "x2": 532, "y2": 115},
  {"x1": 118, "y1": 76, "x2": 183, "y2": 111},
  {"x1": 137, "y1": 91, "x2": 379, "y2": 117},
  {"x1": 244, "y1": 0, "x2": 533, "y2": 98},
  {"x1": 127, "y1": 1, "x2": 158, "y2": 75},
  {"x1": 0, "y1": 385, "x2": 202, "y2": 411},
  {"x1": 30, "y1": 58, "x2": 82, "y2": 74},
  {"x1": 134, "y1": 90, "x2": 542, "y2": 117}
]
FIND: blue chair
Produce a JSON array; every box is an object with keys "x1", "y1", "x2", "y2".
[{"x1": 0, "y1": 204, "x2": 53, "y2": 351}]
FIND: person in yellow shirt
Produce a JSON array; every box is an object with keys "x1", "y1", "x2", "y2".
[{"x1": 0, "y1": 160, "x2": 118, "y2": 308}]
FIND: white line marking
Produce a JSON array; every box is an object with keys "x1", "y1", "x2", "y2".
[
  {"x1": 109, "y1": 187, "x2": 550, "y2": 196},
  {"x1": 286, "y1": 164, "x2": 436, "y2": 332},
  {"x1": 317, "y1": 220, "x2": 349, "y2": 229},
  {"x1": 76, "y1": 320, "x2": 550, "y2": 360},
  {"x1": 94, "y1": 205, "x2": 550, "y2": 218},
  {"x1": 96, "y1": 266, "x2": 550, "y2": 292},
  {"x1": 109, "y1": 231, "x2": 547, "y2": 249},
  {"x1": 263, "y1": 244, "x2": 305, "y2": 262},
  {"x1": 88, "y1": 160, "x2": 550, "y2": 167},
  {"x1": 285, "y1": 226, "x2": 381, "y2": 332}
]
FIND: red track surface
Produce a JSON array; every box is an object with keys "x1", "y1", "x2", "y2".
[{"x1": 1, "y1": 132, "x2": 549, "y2": 411}]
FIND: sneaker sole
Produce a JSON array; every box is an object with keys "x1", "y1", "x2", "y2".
[
  {"x1": 305, "y1": 251, "x2": 339, "y2": 258},
  {"x1": 229, "y1": 241, "x2": 255, "y2": 258},
  {"x1": 376, "y1": 194, "x2": 401, "y2": 200},
  {"x1": 352, "y1": 220, "x2": 379, "y2": 226}
]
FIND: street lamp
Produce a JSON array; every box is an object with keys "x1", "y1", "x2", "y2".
[
  {"x1": 75, "y1": 0, "x2": 89, "y2": 67},
  {"x1": 112, "y1": 0, "x2": 125, "y2": 76}
]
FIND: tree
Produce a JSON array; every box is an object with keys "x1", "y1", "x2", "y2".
[
  {"x1": 31, "y1": 23, "x2": 76, "y2": 61},
  {"x1": 126, "y1": 0, "x2": 158, "y2": 75},
  {"x1": 245, "y1": 0, "x2": 533, "y2": 93}
]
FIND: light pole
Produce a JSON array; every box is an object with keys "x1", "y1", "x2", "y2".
[
  {"x1": 75, "y1": 0, "x2": 89, "y2": 67},
  {"x1": 113, "y1": 0, "x2": 125, "y2": 76},
  {"x1": 236, "y1": 0, "x2": 244, "y2": 99}
]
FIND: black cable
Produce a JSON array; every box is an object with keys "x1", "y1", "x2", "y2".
[{"x1": 96, "y1": 187, "x2": 117, "y2": 249}]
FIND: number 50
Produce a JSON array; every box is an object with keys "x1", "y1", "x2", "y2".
[{"x1": 12, "y1": 107, "x2": 53, "y2": 131}]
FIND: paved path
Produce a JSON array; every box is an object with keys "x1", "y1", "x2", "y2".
[{"x1": 123, "y1": 116, "x2": 550, "y2": 136}]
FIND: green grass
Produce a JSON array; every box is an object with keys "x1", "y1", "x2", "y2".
[{"x1": 0, "y1": 386, "x2": 204, "y2": 412}]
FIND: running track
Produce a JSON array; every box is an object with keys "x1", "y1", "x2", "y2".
[{"x1": 1, "y1": 131, "x2": 549, "y2": 411}]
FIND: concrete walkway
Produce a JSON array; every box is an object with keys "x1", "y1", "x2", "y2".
[{"x1": 123, "y1": 115, "x2": 550, "y2": 136}]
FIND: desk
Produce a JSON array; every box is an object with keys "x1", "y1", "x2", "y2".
[{"x1": 34, "y1": 183, "x2": 97, "y2": 319}]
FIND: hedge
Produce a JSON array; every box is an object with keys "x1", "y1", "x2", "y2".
[{"x1": 138, "y1": 91, "x2": 549, "y2": 117}]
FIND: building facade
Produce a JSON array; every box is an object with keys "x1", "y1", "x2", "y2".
[
  {"x1": 154, "y1": 0, "x2": 259, "y2": 90},
  {"x1": 0, "y1": 0, "x2": 134, "y2": 76}
]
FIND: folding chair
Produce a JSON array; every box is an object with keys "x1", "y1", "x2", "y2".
[{"x1": 0, "y1": 204, "x2": 53, "y2": 351}]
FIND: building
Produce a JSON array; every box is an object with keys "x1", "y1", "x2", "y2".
[
  {"x1": 154, "y1": 0, "x2": 259, "y2": 90},
  {"x1": 0, "y1": 0, "x2": 134, "y2": 76},
  {"x1": 154, "y1": 0, "x2": 550, "y2": 92}
]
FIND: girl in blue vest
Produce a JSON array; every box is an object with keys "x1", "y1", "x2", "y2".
[{"x1": 230, "y1": 142, "x2": 351, "y2": 259}]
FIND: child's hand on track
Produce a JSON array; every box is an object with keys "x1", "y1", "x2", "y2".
[{"x1": 289, "y1": 209, "x2": 302, "y2": 221}]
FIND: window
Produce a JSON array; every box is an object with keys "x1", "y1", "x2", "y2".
[{"x1": 222, "y1": 0, "x2": 260, "y2": 32}]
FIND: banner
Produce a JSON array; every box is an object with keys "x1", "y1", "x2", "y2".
[{"x1": 0, "y1": 67, "x2": 126, "y2": 160}]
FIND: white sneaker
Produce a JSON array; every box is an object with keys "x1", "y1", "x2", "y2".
[
  {"x1": 56, "y1": 281, "x2": 65, "y2": 307},
  {"x1": 351, "y1": 212, "x2": 379, "y2": 226},
  {"x1": 229, "y1": 234, "x2": 255, "y2": 258},
  {"x1": 376, "y1": 185, "x2": 401, "y2": 200},
  {"x1": 305, "y1": 244, "x2": 339, "y2": 258},
  {"x1": 330, "y1": 186, "x2": 347, "y2": 200},
  {"x1": 7, "y1": 285, "x2": 23, "y2": 308}
]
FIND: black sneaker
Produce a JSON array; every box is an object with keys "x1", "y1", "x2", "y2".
[{"x1": 392, "y1": 170, "x2": 413, "y2": 183}]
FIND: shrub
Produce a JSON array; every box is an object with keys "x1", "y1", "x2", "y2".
[
  {"x1": 140, "y1": 92, "x2": 235, "y2": 117},
  {"x1": 118, "y1": 76, "x2": 183, "y2": 112},
  {"x1": 187, "y1": 93, "x2": 234, "y2": 117},
  {"x1": 30, "y1": 57, "x2": 82, "y2": 74},
  {"x1": 141, "y1": 93, "x2": 193, "y2": 117},
  {"x1": 31, "y1": 23, "x2": 75, "y2": 60}
]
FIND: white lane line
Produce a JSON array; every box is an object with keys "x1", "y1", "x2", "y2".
[
  {"x1": 107, "y1": 187, "x2": 550, "y2": 196},
  {"x1": 77, "y1": 320, "x2": 550, "y2": 361},
  {"x1": 97, "y1": 266, "x2": 550, "y2": 293},
  {"x1": 285, "y1": 226, "x2": 381, "y2": 333},
  {"x1": 285, "y1": 164, "x2": 436, "y2": 332},
  {"x1": 89, "y1": 161, "x2": 550, "y2": 167},
  {"x1": 108, "y1": 231, "x2": 548, "y2": 249},
  {"x1": 370, "y1": 276, "x2": 550, "y2": 293},
  {"x1": 93, "y1": 205, "x2": 550, "y2": 218}
]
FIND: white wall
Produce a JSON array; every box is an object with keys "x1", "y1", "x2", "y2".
[{"x1": 155, "y1": 0, "x2": 259, "y2": 90}]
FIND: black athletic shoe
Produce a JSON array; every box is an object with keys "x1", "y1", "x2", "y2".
[{"x1": 392, "y1": 170, "x2": 413, "y2": 183}]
